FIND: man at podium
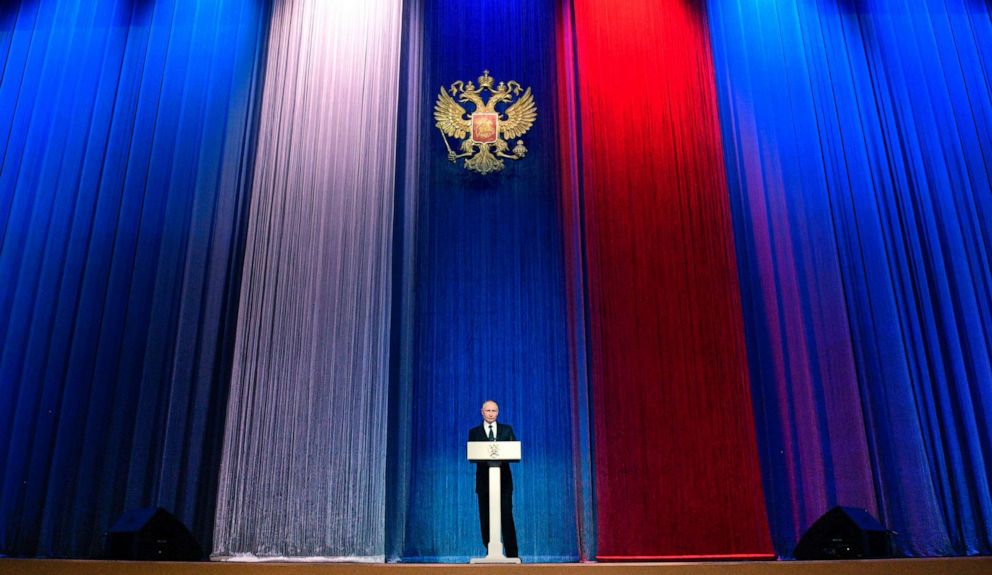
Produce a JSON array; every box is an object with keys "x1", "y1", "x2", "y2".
[{"x1": 468, "y1": 400, "x2": 519, "y2": 558}]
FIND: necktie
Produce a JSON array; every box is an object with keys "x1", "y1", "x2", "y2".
[{"x1": 487, "y1": 424, "x2": 494, "y2": 441}]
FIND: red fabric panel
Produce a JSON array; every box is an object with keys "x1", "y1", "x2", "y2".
[{"x1": 570, "y1": 0, "x2": 774, "y2": 558}]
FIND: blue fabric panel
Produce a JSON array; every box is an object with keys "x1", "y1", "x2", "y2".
[
  {"x1": 709, "y1": 0, "x2": 992, "y2": 557},
  {"x1": 0, "y1": 0, "x2": 267, "y2": 557},
  {"x1": 389, "y1": 0, "x2": 579, "y2": 562}
]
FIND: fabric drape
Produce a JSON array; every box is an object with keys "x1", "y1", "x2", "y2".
[
  {"x1": 387, "y1": 0, "x2": 580, "y2": 562},
  {"x1": 570, "y1": 0, "x2": 775, "y2": 559},
  {"x1": 555, "y1": 0, "x2": 596, "y2": 561},
  {"x1": 709, "y1": 0, "x2": 992, "y2": 557},
  {"x1": 212, "y1": 0, "x2": 403, "y2": 561},
  {"x1": 5, "y1": 0, "x2": 991, "y2": 562},
  {"x1": 0, "y1": 0, "x2": 268, "y2": 558}
]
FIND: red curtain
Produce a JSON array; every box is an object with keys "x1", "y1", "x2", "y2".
[{"x1": 569, "y1": 0, "x2": 774, "y2": 559}]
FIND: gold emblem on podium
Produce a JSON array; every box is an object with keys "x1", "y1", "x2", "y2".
[{"x1": 434, "y1": 70, "x2": 536, "y2": 175}]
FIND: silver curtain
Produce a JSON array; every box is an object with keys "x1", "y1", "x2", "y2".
[{"x1": 213, "y1": 0, "x2": 403, "y2": 560}]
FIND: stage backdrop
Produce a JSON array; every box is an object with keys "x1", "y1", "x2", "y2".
[
  {"x1": 212, "y1": 0, "x2": 403, "y2": 561},
  {"x1": 709, "y1": 0, "x2": 992, "y2": 557},
  {"x1": 386, "y1": 0, "x2": 581, "y2": 563},
  {"x1": 569, "y1": 0, "x2": 775, "y2": 559},
  {"x1": 0, "y1": 0, "x2": 268, "y2": 557},
  {"x1": 3, "y1": 0, "x2": 991, "y2": 563}
]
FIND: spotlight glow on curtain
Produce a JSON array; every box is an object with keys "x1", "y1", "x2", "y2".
[
  {"x1": 0, "y1": 0, "x2": 268, "y2": 558},
  {"x1": 212, "y1": 0, "x2": 403, "y2": 561},
  {"x1": 709, "y1": 0, "x2": 992, "y2": 557},
  {"x1": 570, "y1": 0, "x2": 775, "y2": 559},
  {"x1": 387, "y1": 0, "x2": 580, "y2": 562}
]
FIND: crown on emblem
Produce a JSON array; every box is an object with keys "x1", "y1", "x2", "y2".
[{"x1": 478, "y1": 70, "x2": 494, "y2": 90}]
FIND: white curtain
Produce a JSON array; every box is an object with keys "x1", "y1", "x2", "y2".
[{"x1": 213, "y1": 0, "x2": 403, "y2": 560}]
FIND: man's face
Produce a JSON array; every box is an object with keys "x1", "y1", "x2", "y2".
[{"x1": 481, "y1": 402, "x2": 499, "y2": 423}]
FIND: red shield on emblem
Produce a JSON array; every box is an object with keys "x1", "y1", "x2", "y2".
[{"x1": 471, "y1": 113, "x2": 498, "y2": 144}]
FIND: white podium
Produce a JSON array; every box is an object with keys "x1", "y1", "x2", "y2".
[{"x1": 467, "y1": 440, "x2": 521, "y2": 564}]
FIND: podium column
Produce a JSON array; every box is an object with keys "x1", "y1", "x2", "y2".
[{"x1": 467, "y1": 441, "x2": 521, "y2": 564}]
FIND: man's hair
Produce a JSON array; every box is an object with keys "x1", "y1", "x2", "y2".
[{"x1": 481, "y1": 400, "x2": 498, "y2": 408}]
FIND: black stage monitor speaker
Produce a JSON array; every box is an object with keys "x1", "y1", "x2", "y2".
[
  {"x1": 106, "y1": 507, "x2": 204, "y2": 561},
  {"x1": 793, "y1": 506, "x2": 893, "y2": 560}
]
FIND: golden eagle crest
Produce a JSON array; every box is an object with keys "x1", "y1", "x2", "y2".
[{"x1": 434, "y1": 70, "x2": 536, "y2": 175}]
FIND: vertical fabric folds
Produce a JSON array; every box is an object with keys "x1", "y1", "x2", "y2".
[
  {"x1": 212, "y1": 0, "x2": 402, "y2": 560},
  {"x1": 0, "y1": 0, "x2": 268, "y2": 557},
  {"x1": 570, "y1": 0, "x2": 775, "y2": 559},
  {"x1": 4, "y1": 0, "x2": 990, "y2": 562},
  {"x1": 555, "y1": 0, "x2": 596, "y2": 560},
  {"x1": 709, "y1": 0, "x2": 992, "y2": 557},
  {"x1": 388, "y1": 0, "x2": 579, "y2": 562}
]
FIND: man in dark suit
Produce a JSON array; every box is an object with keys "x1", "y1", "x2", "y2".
[{"x1": 468, "y1": 400, "x2": 518, "y2": 558}]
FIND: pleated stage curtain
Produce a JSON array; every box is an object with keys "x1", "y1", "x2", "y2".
[
  {"x1": 387, "y1": 0, "x2": 582, "y2": 562},
  {"x1": 211, "y1": 0, "x2": 403, "y2": 561},
  {"x1": 708, "y1": 0, "x2": 992, "y2": 557},
  {"x1": 7, "y1": 0, "x2": 992, "y2": 563},
  {"x1": 569, "y1": 0, "x2": 775, "y2": 560},
  {"x1": 0, "y1": 0, "x2": 268, "y2": 558}
]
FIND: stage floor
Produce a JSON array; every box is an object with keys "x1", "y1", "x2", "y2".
[{"x1": 2, "y1": 557, "x2": 991, "y2": 575}]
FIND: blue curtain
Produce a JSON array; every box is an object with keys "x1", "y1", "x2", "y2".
[
  {"x1": 387, "y1": 0, "x2": 581, "y2": 562},
  {"x1": 709, "y1": 0, "x2": 992, "y2": 557},
  {"x1": 0, "y1": 0, "x2": 268, "y2": 557},
  {"x1": 5, "y1": 0, "x2": 991, "y2": 562}
]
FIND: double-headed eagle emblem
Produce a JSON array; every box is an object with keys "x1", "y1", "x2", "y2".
[{"x1": 434, "y1": 70, "x2": 537, "y2": 175}]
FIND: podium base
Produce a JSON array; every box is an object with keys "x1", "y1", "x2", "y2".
[
  {"x1": 470, "y1": 556, "x2": 521, "y2": 564},
  {"x1": 471, "y1": 541, "x2": 520, "y2": 564}
]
